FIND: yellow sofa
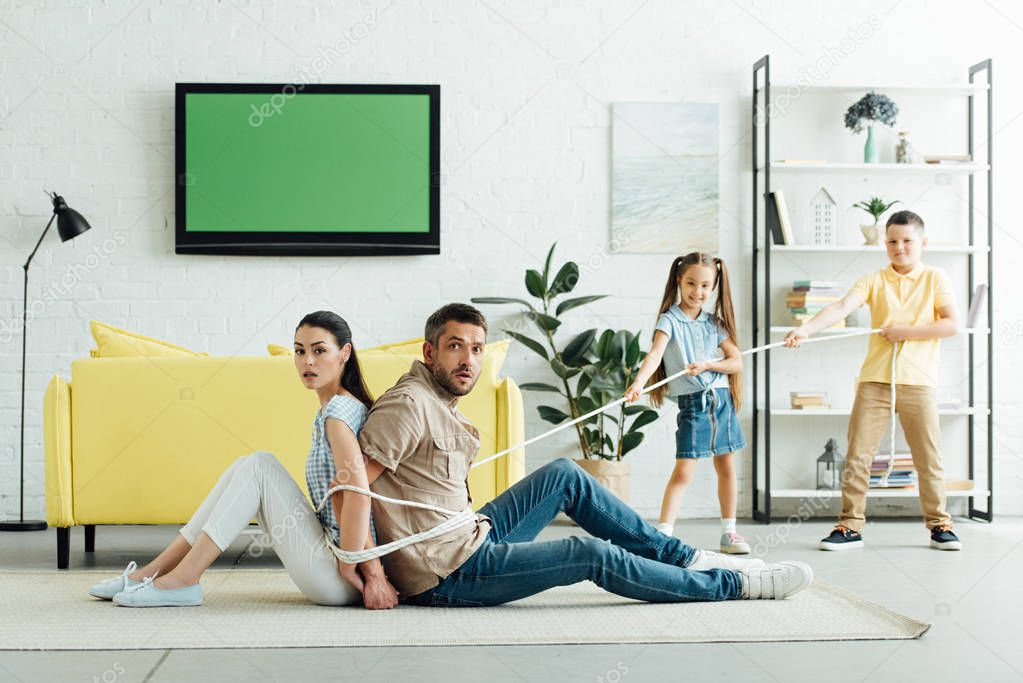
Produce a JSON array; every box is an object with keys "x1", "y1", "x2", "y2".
[{"x1": 43, "y1": 338, "x2": 524, "y2": 568}]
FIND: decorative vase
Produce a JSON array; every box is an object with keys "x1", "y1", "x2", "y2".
[
  {"x1": 863, "y1": 124, "x2": 879, "y2": 163},
  {"x1": 861, "y1": 222, "x2": 882, "y2": 245},
  {"x1": 575, "y1": 458, "x2": 630, "y2": 502},
  {"x1": 895, "y1": 131, "x2": 913, "y2": 164}
]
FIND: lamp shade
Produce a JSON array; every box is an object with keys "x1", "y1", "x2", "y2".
[{"x1": 52, "y1": 194, "x2": 91, "y2": 241}]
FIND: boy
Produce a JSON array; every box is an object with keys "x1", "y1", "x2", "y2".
[{"x1": 784, "y1": 210, "x2": 962, "y2": 551}]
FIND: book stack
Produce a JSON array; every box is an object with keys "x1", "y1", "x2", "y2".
[
  {"x1": 787, "y1": 280, "x2": 844, "y2": 327},
  {"x1": 924, "y1": 154, "x2": 972, "y2": 165},
  {"x1": 790, "y1": 391, "x2": 830, "y2": 410},
  {"x1": 869, "y1": 453, "x2": 917, "y2": 488}
]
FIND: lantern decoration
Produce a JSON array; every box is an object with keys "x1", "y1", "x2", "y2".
[{"x1": 816, "y1": 438, "x2": 845, "y2": 491}]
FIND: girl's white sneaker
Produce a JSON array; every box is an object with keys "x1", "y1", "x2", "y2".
[{"x1": 720, "y1": 531, "x2": 751, "y2": 554}]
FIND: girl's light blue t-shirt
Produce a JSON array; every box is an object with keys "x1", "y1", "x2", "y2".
[{"x1": 655, "y1": 305, "x2": 730, "y2": 397}]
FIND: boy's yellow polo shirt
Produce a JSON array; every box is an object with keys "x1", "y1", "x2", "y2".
[{"x1": 849, "y1": 263, "x2": 954, "y2": 387}]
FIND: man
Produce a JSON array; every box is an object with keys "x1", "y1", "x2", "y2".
[{"x1": 352, "y1": 303, "x2": 812, "y2": 608}]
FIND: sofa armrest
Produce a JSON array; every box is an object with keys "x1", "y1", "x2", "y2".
[
  {"x1": 44, "y1": 374, "x2": 74, "y2": 527},
  {"x1": 495, "y1": 377, "x2": 526, "y2": 492}
]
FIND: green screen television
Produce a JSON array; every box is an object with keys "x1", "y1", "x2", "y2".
[{"x1": 175, "y1": 83, "x2": 440, "y2": 256}]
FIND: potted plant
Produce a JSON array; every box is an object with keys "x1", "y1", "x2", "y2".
[
  {"x1": 845, "y1": 92, "x2": 898, "y2": 163},
  {"x1": 472, "y1": 244, "x2": 659, "y2": 501},
  {"x1": 853, "y1": 196, "x2": 899, "y2": 245}
]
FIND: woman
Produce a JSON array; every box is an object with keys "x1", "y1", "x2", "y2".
[{"x1": 88, "y1": 311, "x2": 398, "y2": 609}]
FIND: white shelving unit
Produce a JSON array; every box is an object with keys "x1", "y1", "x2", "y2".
[
  {"x1": 766, "y1": 161, "x2": 988, "y2": 174},
  {"x1": 773, "y1": 84, "x2": 989, "y2": 96},
  {"x1": 768, "y1": 327, "x2": 989, "y2": 334},
  {"x1": 751, "y1": 55, "x2": 994, "y2": 524},
  {"x1": 772, "y1": 244, "x2": 989, "y2": 254},
  {"x1": 764, "y1": 407, "x2": 990, "y2": 417},
  {"x1": 761, "y1": 488, "x2": 990, "y2": 500}
]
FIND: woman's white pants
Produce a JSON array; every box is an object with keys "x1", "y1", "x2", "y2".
[{"x1": 179, "y1": 451, "x2": 361, "y2": 606}]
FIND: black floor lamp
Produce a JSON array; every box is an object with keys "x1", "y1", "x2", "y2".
[{"x1": 0, "y1": 192, "x2": 91, "y2": 532}]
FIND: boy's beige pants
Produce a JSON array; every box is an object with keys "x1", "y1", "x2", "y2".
[{"x1": 839, "y1": 381, "x2": 951, "y2": 532}]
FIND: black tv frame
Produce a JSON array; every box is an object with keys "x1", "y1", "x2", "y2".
[{"x1": 175, "y1": 83, "x2": 440, "y2": 256}]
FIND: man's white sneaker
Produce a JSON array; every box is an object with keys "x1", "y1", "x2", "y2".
[
  {"x1": 739, "y1": 561, "x2": 814, "y2": 600},
  {"x1": 689, "y1": 549, "x2": 765, "y2": 572}
]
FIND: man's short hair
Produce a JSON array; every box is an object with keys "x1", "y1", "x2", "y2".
[
  {"x1": 886, "y1": 210, "x2": 925, "y2": 233},
  {"x1": 425, "y1": 303, "x2": 488, "y2": 346}
]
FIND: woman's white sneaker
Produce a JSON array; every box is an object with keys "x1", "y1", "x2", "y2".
[
  {"x1": 689, "y1": 549, "x2": 765, "y2": 572},
  {"x1": 739, "y1": 561, "x2": 814, "y2": 600},
  {"x1": 88, "y1": 561, "x2": 142, "y2": 600}
]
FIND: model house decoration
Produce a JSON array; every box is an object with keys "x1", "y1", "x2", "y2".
[{"x1": 811, "y1": 187, "x2": 837, "y2": 245}]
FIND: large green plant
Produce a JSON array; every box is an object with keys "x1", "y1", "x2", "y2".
[{"x1": 472, "y1": 244, "x2": 659, "y2": 461}]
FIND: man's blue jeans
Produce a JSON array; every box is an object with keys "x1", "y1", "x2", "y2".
[{"x1": 406, "y1": 458, "x2": 742, "y2": 607}]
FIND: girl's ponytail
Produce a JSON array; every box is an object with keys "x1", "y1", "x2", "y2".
[
  {"x1": 713, "y1": 257, "x2": 742, "y2": 411},
  {"x1": 649, "y1": 255, "x2": 687, "y2": 408}
]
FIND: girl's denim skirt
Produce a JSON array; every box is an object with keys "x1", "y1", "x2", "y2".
[{"x1": 675, "y1": 387, "x2": 746, "y2": 459}]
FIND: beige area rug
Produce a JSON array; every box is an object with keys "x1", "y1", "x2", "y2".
[{"x1": 0, "y1": 570, "x2": 929, "y2": 650}]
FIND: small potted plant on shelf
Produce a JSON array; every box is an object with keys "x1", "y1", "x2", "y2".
[
  {"x1": 472, "y1": 244, "x2": 660, "y2": 502},
  {"x1": 845, "y1": 92, "x2": 898, "y2": 163},
  {"x1": 853, "y1": 196, "x2": 900, "y2": 245}
]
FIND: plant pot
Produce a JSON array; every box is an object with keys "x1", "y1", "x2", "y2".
[
  {"x1": 575, "y1": 458, "x2": 630, "y2": 502},
  {"x1": 860, "y1": 223, "x2": 882, "y2": 245}
]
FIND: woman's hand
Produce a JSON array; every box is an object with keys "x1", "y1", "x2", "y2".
[
  {"x1": 624, "y1": 382, "x2": 643, "y2": 403},
  {"x1": 783, "y1": 327, "x2": 808, "y2": 348},
  {"x1": 360, "y1": 572, "x2": 399, "y2": 610},
  {"x1": 337, "y1": 559, "x2": 364, "y2": 593}
]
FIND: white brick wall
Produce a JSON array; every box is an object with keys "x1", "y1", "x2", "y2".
[{"x1": 1, "y1": 0, "x2": 1020, "y2": 523}]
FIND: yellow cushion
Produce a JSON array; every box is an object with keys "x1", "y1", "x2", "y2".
[
  {"x1": 89, "y1": 320, "x2": 207, "y2": 358},
  {"x1": 267, "y1": 343, "x2": 293, "y2": 356},
  {"x1": 369, "y1": 337, "x2": 426, "y2": 354}
]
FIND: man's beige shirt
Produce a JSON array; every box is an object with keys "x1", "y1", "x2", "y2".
[{"x1": 358, "y1": 360, "x2": 491, "y2": 597}]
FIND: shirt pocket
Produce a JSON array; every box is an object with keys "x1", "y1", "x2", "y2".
[{"x1": 431, "y1": 434, "x2": 473, "y2": 482}]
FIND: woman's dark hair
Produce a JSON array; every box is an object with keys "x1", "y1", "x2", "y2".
[{"x1": 295, "y1": 311, "x2": 373, "y2": 409}]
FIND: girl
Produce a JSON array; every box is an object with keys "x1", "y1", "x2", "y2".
[
  {"x1": 625, "y1": 253, "x2": 749, "y2": 554},
  {"x1": 87, "y1": 311, "x2": 399, "y2": 608}
]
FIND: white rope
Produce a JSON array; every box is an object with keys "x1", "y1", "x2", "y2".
[
  {"x1": 320, "y1": 327, "x2": 888, "y2": 563},
  {"x1": 877, "y1": 341, "x2": 902, "y2": 487}
]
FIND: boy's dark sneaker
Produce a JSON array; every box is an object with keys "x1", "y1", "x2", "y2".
[
  {"x1": 818, "y1": 525, "x2": 864, "y2": 551},
  {"x1": 930, "y1": 525, "x2": 962, "y2": 551}
]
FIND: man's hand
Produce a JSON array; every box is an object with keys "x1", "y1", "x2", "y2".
[
  {"x1": 360, "y1": 572, "x2": 399, "y2": 610},
  {"x1": 879, "y1": 324, "x2": 911, "y2": 343},
  {"x1": 783, "y1": 327, "x2": 808, "y2": 348}
]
